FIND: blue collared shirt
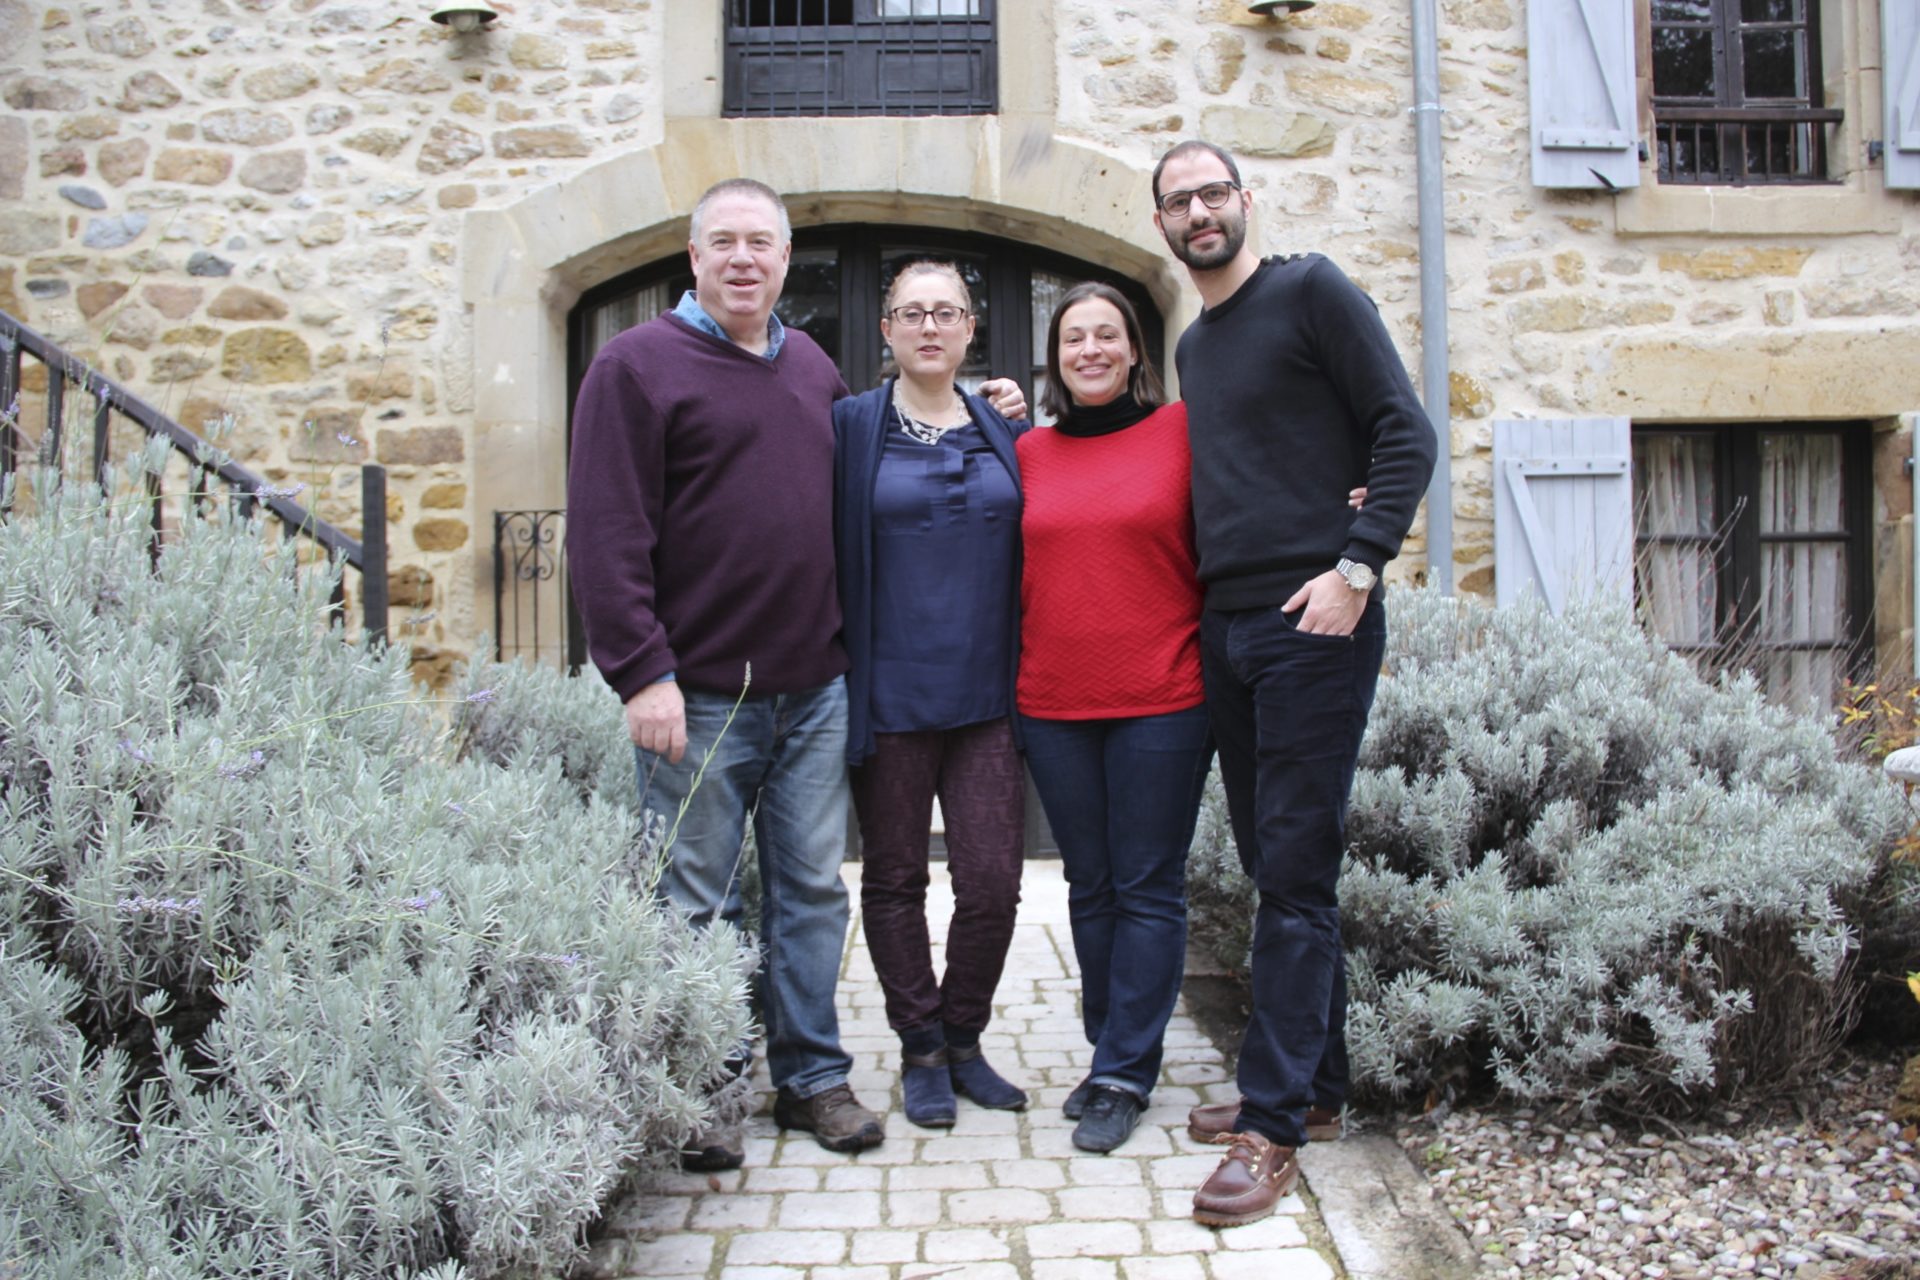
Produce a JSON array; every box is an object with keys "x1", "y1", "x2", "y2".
[{"x1": 672, "y1": 290, "x2": 786, "y2": 360}]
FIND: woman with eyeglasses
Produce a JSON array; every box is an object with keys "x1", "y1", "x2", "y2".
[{"x1": 831, "y1": 259, "x2": 1031, "y2": 1129}]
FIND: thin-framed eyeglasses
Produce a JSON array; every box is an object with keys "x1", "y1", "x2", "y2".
[
  {"x1": 887, "y1": 304, "x2": 970, "y2": 328},
  {"x1": 1156, "y1": 181, "x2": 1240, "y2": 218}
]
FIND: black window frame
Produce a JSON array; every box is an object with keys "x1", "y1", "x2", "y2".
[
  {"x1": 724, "y1": 0, "x2": 997, "y2": 118},
  {"x1": 1631, "y1": 421, "x2": 1873, "y2": 702},
  {"x1": 1649, "y1": 0, "x2": 1840, "y2": 185}
]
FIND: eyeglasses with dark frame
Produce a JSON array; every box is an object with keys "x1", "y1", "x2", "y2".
[
  {"x1": 886, "y1": 304, "x2": 970, "y2": 329},
  {"x1": 1156, "y1": 181, "x2": 1240, "y2": 219}
]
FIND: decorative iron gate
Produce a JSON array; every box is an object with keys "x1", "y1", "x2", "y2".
[{"x1": 493, "y1": 509, "x2": 583, "y2": 671}]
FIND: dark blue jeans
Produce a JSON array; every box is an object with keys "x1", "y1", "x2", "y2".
[
  {"x1": 1019, "y1": 705, "x2": 1213, "y2": 1099},
  {"x1": 1201, "y1": 598, "x2": 1385, "y2": 1148},
  {"x1": 637, "y1": 678, "x2": 855, "y2": 1099}
]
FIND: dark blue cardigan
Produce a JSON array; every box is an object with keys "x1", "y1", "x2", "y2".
[{"x1": 832, "y1": 380, "x2": 1027, "y2": 766}]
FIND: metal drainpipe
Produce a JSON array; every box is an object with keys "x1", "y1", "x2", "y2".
[
  {"x1": 1411, "y1": 0, "x2": 1454, "y2": 593},
  {"x1": 1910, "y1": 413, "x2": 1919, "y2": 676}
]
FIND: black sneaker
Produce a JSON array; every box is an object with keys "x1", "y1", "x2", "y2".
[
  {"x1": 1071, "y1": 1084, "x2": 1144, "y2": 1153},
  {"x1": 1062, "y1": 1076, "x2": 1095, "y2": 1120}
]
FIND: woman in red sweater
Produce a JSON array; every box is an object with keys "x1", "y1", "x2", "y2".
[{"x1": 1016, "y1": 282, "x2": 1212, "y2": 1154}]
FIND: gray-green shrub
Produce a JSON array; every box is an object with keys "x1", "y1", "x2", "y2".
[
  {"x1": 0, "y1": 463, "x2": 753, "y2": 1277},
  {"x1": 1185, "y1": 590, "x2": 1908, "y2": 1113}
]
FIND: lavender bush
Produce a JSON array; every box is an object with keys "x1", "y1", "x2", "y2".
[
  {"x1": 0, "y1": 459, "x2": 753, "y2": 1277},
  {"x1": 1184, "y1": 591, "x2": 1909, "y2": 1113}
]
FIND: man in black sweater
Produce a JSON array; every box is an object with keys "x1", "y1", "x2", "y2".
[{"x1": 1152, "y1": 141, "x2": 1438, "y2": 1228}]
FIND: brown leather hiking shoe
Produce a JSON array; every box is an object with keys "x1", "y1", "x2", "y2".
[
  {"x1": 1192, "y1": 1130, "x2": 1299, "y2": 1228},
  {"x1": 773, "y1": 1083, "x2": 884, "y2": 1153},
  {"x1": 678, "y1": 1116, "x2": 745, "y2": 1172},
  {"x1": 1187, "y1": 1098, "x2": 1343, "y2": 1143}
]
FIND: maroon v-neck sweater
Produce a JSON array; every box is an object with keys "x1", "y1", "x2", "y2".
[{"x1": 568, "y1": 313, "x2": 851, "y2": 701}]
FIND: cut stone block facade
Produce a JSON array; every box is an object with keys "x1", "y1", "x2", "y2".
[{"x1": 2, "y1": 0, "x2": 1916, "y2": 686}]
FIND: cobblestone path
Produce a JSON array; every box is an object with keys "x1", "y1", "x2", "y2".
[{"x1": 591, "y1": 859, "x2": 1339, "y2": 1280}]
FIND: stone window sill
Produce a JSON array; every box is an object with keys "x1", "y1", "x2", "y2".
[{"x1": 1613, "y1": 174, "x2": 1905, "y2": 236}]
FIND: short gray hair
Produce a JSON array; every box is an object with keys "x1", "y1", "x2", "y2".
[{"x1": 690, "y1": 178, "x2": 792, "y2": 245}]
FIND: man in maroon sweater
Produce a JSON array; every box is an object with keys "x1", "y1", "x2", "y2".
[{"x1": 568, "y1": 179, "x2": 879, "y2": 1169}]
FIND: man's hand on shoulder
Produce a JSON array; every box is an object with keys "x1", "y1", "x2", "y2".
[
  {"x1": 626, "y1": 680, "x2": 688, "y2": 763},
  {"x1": 1282, "y1": 570, "x2": 1369, "y2": 637},
  {"x1": 979, "y1": 377, "x2": 1028, "y2": 420}
]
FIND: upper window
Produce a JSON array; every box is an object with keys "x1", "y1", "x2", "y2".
[
  {"x1": 1632, "y1": 423, "x2": 1871, "y2": 713},
  {"x1": 1650, "y1": 0, "x2": 1840, "y2": 184},
  {"x1": 724, "y1": 0, "x2": 996, "y2": 117}
]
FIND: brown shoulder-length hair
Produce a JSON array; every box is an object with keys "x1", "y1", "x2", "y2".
[{"x1": 1039, "y1": 281, "x2": 1167, "y2": 423}]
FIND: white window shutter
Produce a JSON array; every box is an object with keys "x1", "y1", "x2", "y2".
[
  {"x1": 1887, "y1": 0, "x2": 1920, "y2": 189},
  {"x1": 1527, "y1": 0, "x2": 1641, "y2": 190},
  {"x1": 1493, "y1": 418, "x2": 1634, "y2": 614}
]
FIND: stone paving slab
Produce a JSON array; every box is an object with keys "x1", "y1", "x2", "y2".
[{"x1": 589, "y1": 859, "x2": 1341, "y2": 1280}]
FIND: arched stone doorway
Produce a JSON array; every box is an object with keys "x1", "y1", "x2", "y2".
[
  {"x1": 463, "y1": 117, "x2": 1191, "y2": 674},
  {"x1": 462, "y1": 116, "x2": 1189, "y2": 557}
]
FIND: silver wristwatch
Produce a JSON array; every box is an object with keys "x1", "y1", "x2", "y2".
[{"x1": 1334, "y1": 557, "x2": 1377, "y2": 593}]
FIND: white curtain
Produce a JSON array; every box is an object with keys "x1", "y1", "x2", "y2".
[
  {"x1": 1757, "y1": 432, "x2": 1846, "y2": 712},
  {"x1": 586, "y1": 281, "x2": 670, "y2": 364},
  {"x1": 1634, "y1": 434, "x2": 1718, "y2": 647},
  {"x1": 879, "y1": 0, "x2": 980, "y2": 15}
]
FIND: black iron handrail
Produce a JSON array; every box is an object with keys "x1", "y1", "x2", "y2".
[{"x1": 0, "y1": 309, "x2": 387, "y2": 643}]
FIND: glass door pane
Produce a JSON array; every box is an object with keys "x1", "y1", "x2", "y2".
[
  {"x1": 1028, "y1": 270, "x2": 1072, "y2": 424},
  {"x1": 777, "y1": 246, "x2": 843, "y2": 367}
]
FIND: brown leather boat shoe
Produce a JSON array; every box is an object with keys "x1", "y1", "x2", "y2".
[
  {"x1": 1192, "y1": 1130, "x2": 1300, "y2": 1228},
  {"x1": 1187, "y1": 1098, "x2": 1343, "y2": 1143}
]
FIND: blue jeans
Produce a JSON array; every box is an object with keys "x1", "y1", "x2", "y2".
[
  {"x1": 1201, "y1": 599, "x2": 1385, "y2": 1147},
  {"x1": 1019, "y1": 705, "x2": 1213, "y2": 1099},
  {"x1": 636, "y1": 677, "x2": 855, "y2": 1099}
]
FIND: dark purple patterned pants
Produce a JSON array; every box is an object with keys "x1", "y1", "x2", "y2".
[{"x1": 852, "y1": 717, "x2": 1026, "y2": 1035}]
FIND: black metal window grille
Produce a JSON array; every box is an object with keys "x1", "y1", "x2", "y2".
[
  {"x1": 724, "y1": 0, "x2": 996, "y2": 117},
  {"x1": 1631, "y1": 423, "x2": 1871, "y2": 713},
  {"x1": 1650, "y1": 0, "x2": 1839, "y2": 184}
]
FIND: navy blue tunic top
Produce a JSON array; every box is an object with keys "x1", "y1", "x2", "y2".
[{"x1": 868, "y1": 412, "x2": 1019, "y2": 734}]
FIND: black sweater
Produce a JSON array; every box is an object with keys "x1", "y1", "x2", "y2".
[{"x1": 1175, "y1": 254, "x2": 1438, "y2": 610}]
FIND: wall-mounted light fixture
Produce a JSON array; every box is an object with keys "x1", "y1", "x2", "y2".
[
  {"x1": 1247, "y1": 1, "x2": 1316, "y2": 14},
  {"x1": 431, "y1": 3, "x2": 499, "y2": 33}
]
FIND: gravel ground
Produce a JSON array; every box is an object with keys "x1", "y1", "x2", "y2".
[{"x1": 1392, "y1": 1050, "x2": 1919, "y2": 1279}]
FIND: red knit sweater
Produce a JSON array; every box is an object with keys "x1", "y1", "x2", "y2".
[{"x1": 1016, "y1": 402, "x2": 1205, "y2": 720}]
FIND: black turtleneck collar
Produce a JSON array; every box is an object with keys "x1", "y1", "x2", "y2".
[{"x1": 1055, "y1": 392, "x2": 1153, "y2": 438}]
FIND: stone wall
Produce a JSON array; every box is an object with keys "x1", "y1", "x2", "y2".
[
  {"x1": 4, "y1": 0, "x2": 1919, "y2": 683},
  {"x1": 1055, "y1": 1, "x2": 1919, "y2": 627},
  {"x1": 0, "y1": 0, "x2": 664, "y2": 683}
]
